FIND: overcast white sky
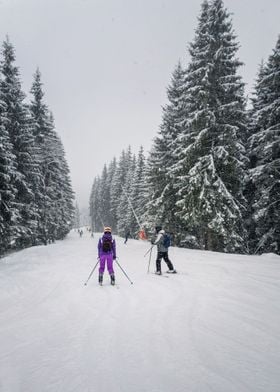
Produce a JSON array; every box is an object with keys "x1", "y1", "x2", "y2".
[{"x1": 0, "y1": 0, "x2": 279, "y2": 208}]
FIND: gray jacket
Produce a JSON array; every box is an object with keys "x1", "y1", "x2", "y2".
[{"x1": 153, "y1": 230, "x2": 168, "y2": 252}]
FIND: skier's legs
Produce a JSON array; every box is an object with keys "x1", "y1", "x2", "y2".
[
  {"x1": 163, "y1": 252, "x2": 174, "y2": 270},
  {"x1": 99, "y1": 255, "x2": 106, "y2": 275},
  {"x1": 106, "y1": 254, "x2": 114, "y2": 275},
  {"x1": 156, "y1": 252, "x2": 163, "y2": 272}
]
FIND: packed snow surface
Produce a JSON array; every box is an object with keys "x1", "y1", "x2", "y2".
[{"x1": 0, "y1": 230, "x2": 280, "y2": 392}]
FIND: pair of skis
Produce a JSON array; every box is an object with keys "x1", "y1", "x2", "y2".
[
  {"x1": 99, "y1": 280, "x2": 115, "y2": 286},
  {"x1": 153, "y1": 271, "x2": 177, "y2": 278},
  {"x1": 99, "y1": 282, "x2": 119, "y2": 289},
  {"x1": 84, "y1": 258, "x2": 133, "y2": 287}
]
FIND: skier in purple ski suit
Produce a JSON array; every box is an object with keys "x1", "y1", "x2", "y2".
[{"x1": 98, "y1": 227, "x2": 116, "y2": 285}]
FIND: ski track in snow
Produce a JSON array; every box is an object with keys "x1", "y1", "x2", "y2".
[{"x1": 0, "y1": 231, "x2": 280, "y2": 392}]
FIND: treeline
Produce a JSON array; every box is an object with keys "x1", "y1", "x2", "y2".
[
  {"x1": 89, "y1": 146, "x2": 146, "y2": 237},
  {"x1": 90, "y1": 0, "x2": 280, "y2": 255},
  {"x1": 0, "y1": 38, "x2": 74, "y2": 255}
]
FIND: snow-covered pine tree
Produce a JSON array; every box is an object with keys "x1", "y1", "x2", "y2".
[
  {"x1": 1, "y1": 38, "x2": 41, "y2": 248},
  {"x1": 110, "y1": 147, "x2": 132, "y2": 233},
  {"x1": 0, "y1": 79, "x2": 18, "y2": 253},
  {"x1": 129, "y1": 146, "x2": 147, "y2": 237},
  {"x1": 245, "y1": 62, "x2": 266, "y2": 251},
  {"x1": 105, "y1": 158, "x2": 117, "y2": 228},
  {"x1": 98, "y1": 165, "x2": 112, "y2": 227},
  {"x1": 145, "y1": 62, "x2": 187, "y2": 235},
  {"x1": 110, "y1": 151, "x2": 125, "y2": 231},
  {"x1": 117, "y1": 153, "x2": 136, "y2": 236},
  {"x1": 89, "y1": 177, "x2": 103, "y2": 232},
  {"x1": 74, "y1": 201, "x2": 80, "y2": 229},
  {"x1": 174, "y1": 0, "x2": 248, "y2": 252},
  {"x1": 51, "y1": 131, "x2": 75, "y2": 239},
  {"x1": 29, "y1": 70, "x2": 57, "y2": 244},
  {"x1": 29, "y1": 69, "x2": 74, "y2": 243},
  {"x1": 144, "y1": 140, "x2": 167, "y2": 230},
  {"x1": 248, "y1": 36, "x2": 280, "y2": 254}
]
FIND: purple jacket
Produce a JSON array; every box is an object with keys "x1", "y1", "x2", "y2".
[{"x1": 98, "y1": 233, "x2": 116, "y2": 258}]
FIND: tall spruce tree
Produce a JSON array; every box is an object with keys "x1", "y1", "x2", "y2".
[
  {"x1": 245, "y1": 62, "x2": 266, "y2": 251},
  {"x1": 74, "y1": 201, "x2": 80, "y2": 229},
  {"x1": 117, "y1": 153, "x2": 136, "y2": 236},
  {"x1": 1, "y1": 38, "x2": 41, "y2": 248},
  {"x1": 129, "y1": 146, "x2": 147, "y2": 236},
  {"x1": 0, "y1": 81, "x2": 18, "y2": 253},
  {"x1": 29, "y1": 70, "x2": 55, "y2": 243},
  {"x1": 89, "y1": 177, "x2": 103, "y2": 232},
  {"x1": 173, "y1": 0, "x2": 248, "y2": 252},
  {"x1": 106, "y1": 158, "x2": 117, "y2": 228},
  {"x1": 30, "y1": 69, "x2": 74, "y2": 243},
  {"x1": 52, "y1": 132, "x2": 75, "y2": 239},
  {"x1": 110, "y1": 147, "x2": 132, "y2": 233},
  {"x1": 110, "y1": 151, "x2": 125, "y2": 231},
  {"x1": 249, "y1": 36, "x2": 280, "y2": 254},
  {"x1": 145, "y1": 62, "x2": 187, "y2": 235},
  {"x1": 99, "y1": 165, "x2": 111, "y2": 226}
]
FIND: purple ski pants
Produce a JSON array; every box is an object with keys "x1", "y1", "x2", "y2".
[{"x1": 99, "y1": 254, "x2": 114, "y2": 275}]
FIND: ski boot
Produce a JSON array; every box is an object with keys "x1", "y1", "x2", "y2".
[
  {"x1": 110, "y1": 274, "x2": 115, "y2": 286},
  {"x1": 98, "y1": 274, "x2": 103, "y2": 285},
  {"x1": 167, "y1": 269, "x2": 177, "y2": 274}
]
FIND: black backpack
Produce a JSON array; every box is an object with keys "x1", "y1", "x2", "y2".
[{"x1": 102, "y1": 238, "x2": 113, "y2": 252}]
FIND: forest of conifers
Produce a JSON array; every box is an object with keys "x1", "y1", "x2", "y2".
[
  {"x1": 0, "y1": 38, "x2": 74, "y2": 255},
  {"x1": 89, "y1": 0, "x2": 280, "y2": 255}
]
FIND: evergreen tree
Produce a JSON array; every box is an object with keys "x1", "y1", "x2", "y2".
[
  {"x1": 52, "y1": 131, "x2": 75, "y2": 239},
  {"x1": 245, "y1": 61, "x2": 266, "y2": 251},
  {"x1": 145, "y1": 62, "x2": 187, "y2": 235},
  {"x1": 173, "y1": 0, "x2": 248, "y2": 252},
  {"x1": 129, "y1": 146, "x2": 147, "y2": 237},
  {"x1": 106, "y1": 158, "x2": 117, "y2": 228},
  {"x1": 110, "y1": 147, "x2": 132, "y2": 233},
  {"x1": 110, "y1": 151, "x2": 125, "y2": 231},
  {"x1": 74, "y1": 201, "x2": 80, "y2": 229},
  {"x1": 0, "y1": 81, "x2": 18, "y2": 253},
  {"x1": 89, "y1": 177, "x2": 103, "y2": 232},
  {"x1": 1, "y1": 37, "x2": 41, "y2": 248},
  {"x1": 117, "y1": 153, "x2": 136, "y2": 235},
  {"x1": 249, "y1": 36, "x2": 280, "y2": 254},
  {"x1": 29, "y1": 69, "x2": 74, "y2": 243},
  {"x1": 99, "y1": 164, "x2": 112, "y2": 226}
]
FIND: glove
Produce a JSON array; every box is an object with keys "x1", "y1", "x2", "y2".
[{"x1": 113, "y1": 256, "x2": 116, "y2": 260}]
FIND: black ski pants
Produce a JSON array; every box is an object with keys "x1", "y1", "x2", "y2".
[{"x1": 156, "y1": 251, "x2": 174, "y2": 272}]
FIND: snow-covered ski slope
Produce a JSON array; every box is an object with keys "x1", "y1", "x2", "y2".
[{"x1": 0, "y1": 230, "x2": 280, "y2": 392}]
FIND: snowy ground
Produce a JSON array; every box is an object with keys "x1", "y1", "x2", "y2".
[{"x1": 0, "y1": 230, "x2": 280, "y2": 392}]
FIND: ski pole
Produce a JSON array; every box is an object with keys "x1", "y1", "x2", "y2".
[
  {"x1": 144, "y1": 245, "x2": 154, "y2": 257},
  {"x1": 84, "y1": 258, "x2": 99, "y2": 286},
  {"x1": 115, "y1": 258, "x2": 133, "y2": 284},
  {"x1": 147, "y1": 247, "x2": 153, "y2": 274}
]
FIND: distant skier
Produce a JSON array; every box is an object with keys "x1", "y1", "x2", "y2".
[
  {"x1": 98, "y1": 227, "x2": 117, "y2": 285},
  {"x1": 79, "y1": 229, "x2": 83, "y2": 237},
  {"x1": 124, "y1": 230, "x2": 131, "y2": 244},
  {"x1": 152, "y1": 226, "x2": 176, "y2": 275},
  {"x1": 138, "y1": 228, "x2": 147, "y2": 240}
]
